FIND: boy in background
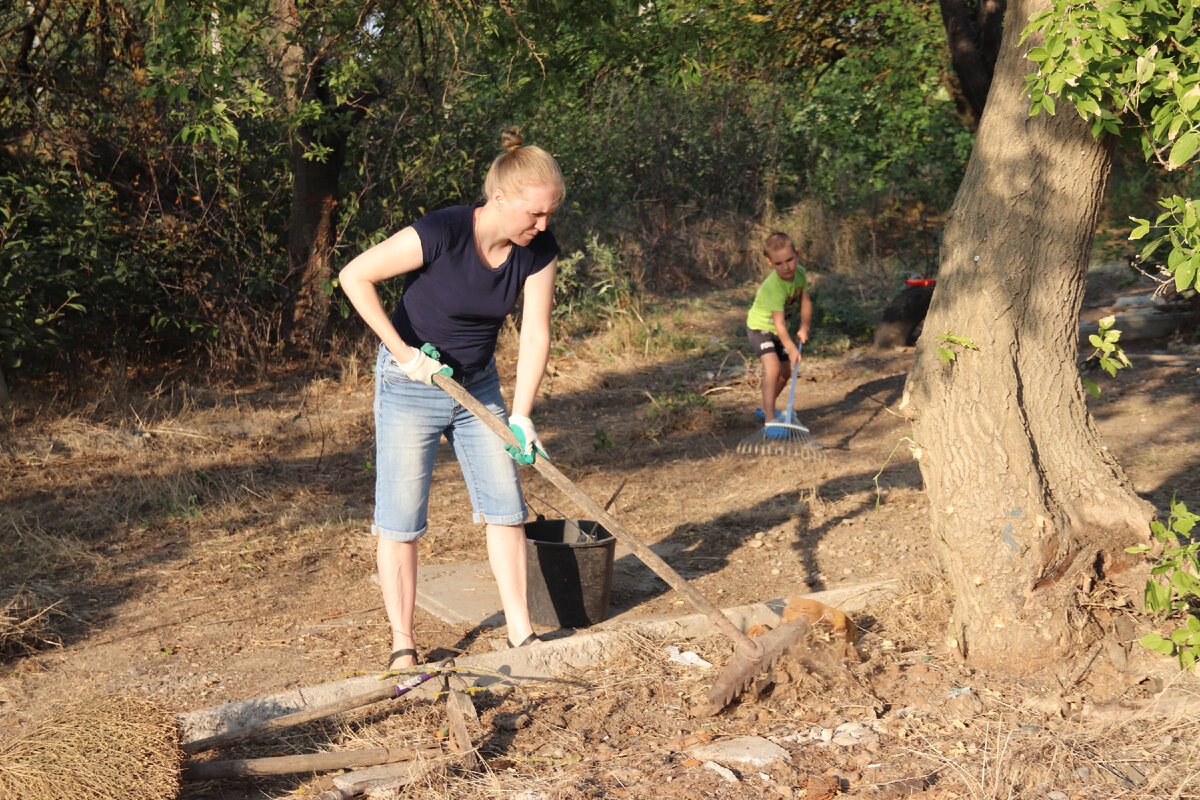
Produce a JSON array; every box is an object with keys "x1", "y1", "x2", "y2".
[{"x1": 745, "y1": 232, "x2": 812, "y2": 433}]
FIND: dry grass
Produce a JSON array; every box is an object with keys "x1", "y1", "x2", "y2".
[
  {"x1": 0, "y1": 691, "x2": 182, "y2": 800},
  {"x1": 0, "y1": 585, "x2": 62, "y2": 660}
]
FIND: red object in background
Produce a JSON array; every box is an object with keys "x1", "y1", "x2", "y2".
[{"x1": 905, "y1": 279, "x2": 936, "y2": 287}]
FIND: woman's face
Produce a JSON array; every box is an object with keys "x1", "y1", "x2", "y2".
[{"x1": 497, "y1": 183, "x2": 560, "y2": 245}]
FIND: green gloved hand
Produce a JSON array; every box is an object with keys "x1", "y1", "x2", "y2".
[{"x1": 505, "y1": 413, "x2": 547, "y2": 465}]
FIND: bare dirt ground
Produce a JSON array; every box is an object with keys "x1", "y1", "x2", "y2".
[{"x1": 2, "y1": 275, "x2": 1200, "y2": 799}]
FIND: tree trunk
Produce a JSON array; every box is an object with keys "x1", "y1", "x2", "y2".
[
  {"x1": 901, "y1": 0, "x2": 1153, "y2": 673},
  {"x1": 284, "y1": 71, "x2": 346, "y2": 354},
  {"x1": 939, "y1": 0, "x2": 1006, "y2": 130},
  {"x1": 270, "y1": 0, "x2": 344, "y2": 355}
]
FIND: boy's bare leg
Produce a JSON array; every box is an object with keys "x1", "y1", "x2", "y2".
[
  {"x1": 377, "y1": 538, "x2": 418, "y2": 668},
  {"x1": 487, "y1": 523, "x2": 535, "y2": 646},
  {"x1": 760, "y1": 352, "x2": 783, "y2": 421}
]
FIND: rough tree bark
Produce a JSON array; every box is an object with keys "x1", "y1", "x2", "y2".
[{"x1": 901, "y1": 0, "x2": 1153, "y2": 673}]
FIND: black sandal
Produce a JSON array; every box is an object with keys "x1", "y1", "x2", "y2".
[
  {"x1": 507, "y1": 633, "x2": 542, "y2": 648},
  {"x1": 386, "y1": 648, "x2": 418, "y2": 669}
]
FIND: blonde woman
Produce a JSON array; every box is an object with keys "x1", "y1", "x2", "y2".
[{"x1": 339, "y1": 128, "x2": 564, "y2": 670}]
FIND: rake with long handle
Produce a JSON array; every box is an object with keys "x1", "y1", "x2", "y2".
[
  {"x1": 432, "y1": 373, "x2": 811, "y2": 711},
  {"x1": 736, "y1": 347, "x2": 824, "y2": 460}
]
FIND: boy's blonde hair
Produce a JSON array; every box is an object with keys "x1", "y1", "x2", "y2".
[
  {"x1": 483, "y1": 127, "x2": 566, "y2": 206},
  {"x1": 763, "y1": 231, "x2": 795, "y2": 257}
]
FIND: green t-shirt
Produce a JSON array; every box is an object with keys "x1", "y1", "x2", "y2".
[{"x1": 746, "y1": 267, "x2": 809, "y2": 332}]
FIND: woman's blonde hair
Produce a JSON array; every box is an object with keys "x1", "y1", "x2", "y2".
[{"x1": 483, "y1": 127, "x2": 566, "y2": 206}]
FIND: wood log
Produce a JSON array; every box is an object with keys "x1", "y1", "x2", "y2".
[
  {"x1": 443, "y1": 672, "x2": 480, "y2": 770},
  {"x1": 183, "y1": 744, "x2": 440, "y2": 780},
  {"x1": 327, "y1": 759, "x2": 434, "y2": 797},
  {"x1": 182, "y1": 660, "x2": 450, "y2": 754}
]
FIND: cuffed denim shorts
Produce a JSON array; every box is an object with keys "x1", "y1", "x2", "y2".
[{"x1": 372, "y1": 344, "x2": 526, "y2": 542}]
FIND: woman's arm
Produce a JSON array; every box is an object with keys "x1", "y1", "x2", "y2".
[
  {"x1": 338, "y1": 227, "x2": 426, "y2": 362},
  {"x1": 510, "y1": 259, "x2": 557, "y2": 418}
]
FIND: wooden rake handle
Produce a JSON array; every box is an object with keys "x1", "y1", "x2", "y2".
[{"x1": 433, "y1": 373, "x2": 759, "y2": 654}]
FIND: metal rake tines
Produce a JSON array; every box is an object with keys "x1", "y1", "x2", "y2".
[
  {"x1": 706, "y1": 616, "x2": 813, "y2": 709},
  {"x1": 736, "y1": 437, "x2": 826, "y2": 460}
]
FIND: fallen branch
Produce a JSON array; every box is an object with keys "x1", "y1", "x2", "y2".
[
  {"x1": 183, "y1": 660, "x2": 451, "y2": 754},
  {"x1": 183, "y1": 744, "x2": 440, "y2": 780},
  {"x1": 317, "y1": 759, "x2": 435, "y2": 800},
  {"x1": 444, "y1": 672, "x2": 480, "y2": 771}
]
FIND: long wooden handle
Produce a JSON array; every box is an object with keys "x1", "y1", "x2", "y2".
[{"x1": 433, "y1": 374, "x2": 757, "y2": 652}]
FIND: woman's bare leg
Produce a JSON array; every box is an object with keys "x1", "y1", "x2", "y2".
[
  {"x1": 377, "y1": 537, "x2": 419, "y2": 668},
  {"x1": 487, "y1": 523, "x2": 534, "y2": 645}
]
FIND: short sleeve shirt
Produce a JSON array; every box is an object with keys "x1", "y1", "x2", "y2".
[
  {"x1": 389, "y1": 202, "x2": 559, "y2": 375},
  {"x1": 746, "y1": 267, "x2": 809, "y2": 332}
]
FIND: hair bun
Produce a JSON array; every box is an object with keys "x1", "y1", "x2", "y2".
[{"x1": 500, "y1": 127, "x2": 523, "y2": 153}]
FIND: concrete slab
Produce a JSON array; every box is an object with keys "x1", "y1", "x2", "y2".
[
  {"x1": 413, "y1": 541, "x2": 695, "y2": 630},
  {"x1": 416, "y1": 563, "x2": 504, "y2": 627},
  {"x1": 179, "y1": 580, "x2": 899, "y2": 744}
]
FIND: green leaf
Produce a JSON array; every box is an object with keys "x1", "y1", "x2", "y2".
[
  {"x1": 1169, "y1": 131, "x2": 1200, "y2": 168},
  {"x1": 1181, "y1": 647, "x2": 1197, "y2": 670},
  {"x1": 1171, "y1": 573, "x2": 1200, "y2": 597},
  {"x1": 1175, "y1": 255, "x2": 1199, "y2": 292},
  {"x1": 1140, "y1": 631, "x2": 1176, "y2": 655},
  {"x1": 1145, "y1": 580, "x2": 1172, "y2": 613}
]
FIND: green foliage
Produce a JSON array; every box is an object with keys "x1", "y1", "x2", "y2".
[
  {"x1": 640, "y1": 378, "x2": 711, "y2": 440},
  {"x1": 1023, "y1": 1, "x2": 1200, "y2": 293},
  {"x1": 1130, "y1": 195, "x2": 1200, "y2": 292},
  {"x1": 1081, "y1": 315, "x2": 1132, "y2": 397},
  {"x1": 592, "y1": 430, "x2": 617, "y2": 451},
  {"x1": 1127, "y1": 498, "x2": 1200, "y2": 670},
  {"x1": 553, "y1": 235, "x2": 639, "y2": 337},
  {"x1": 934, "y1": 332, "x2": 977, "y2": 364},
  {"x1": 811, "y1": 291, "x2": 875, "y2": 344},
  {"x1": 1, "y1": 0, "x2": 971, "y2": 377},
  {"x1": 788, "y1": 0, "x2": 974, "y2": 210},
  {"x1": 0, "y1": 168, "x2": 91, "y2": 369}
]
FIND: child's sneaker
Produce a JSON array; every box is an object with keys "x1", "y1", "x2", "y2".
[{"x1": 754, "y1": 408, "x2": 765, "y2": 421}]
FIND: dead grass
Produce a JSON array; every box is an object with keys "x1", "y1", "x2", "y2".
[
  {"x1": 0, "y1": 585, "x2": 62, "y2": 660},
  {"x1": 0, "y1": 690, "x2": 181, "y2": 800}
]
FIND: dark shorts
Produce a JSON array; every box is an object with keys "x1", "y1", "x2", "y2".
[{"x1": 747, "y1": 328, "x2": 785, "y2": 360}]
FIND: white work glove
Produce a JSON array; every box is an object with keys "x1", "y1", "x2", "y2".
[
  {"x1": 506, "y1": 413, "x2": 547, "y2": 464},
  {"x1": 397, "y1": 343, "x2": 452, "y2": 386}
]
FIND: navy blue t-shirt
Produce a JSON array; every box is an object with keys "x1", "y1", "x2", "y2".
[{"x1": 390, "y1": 202, "x2": 559, "y2": 376}]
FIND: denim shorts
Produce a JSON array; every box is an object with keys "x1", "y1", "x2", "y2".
[{"x1": 372, "y1": 344, "x2": 526, "y2": 542}]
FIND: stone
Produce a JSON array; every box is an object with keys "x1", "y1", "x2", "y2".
[{"x1": 690, "y1": 736, "x2": 790, "y2": 768}]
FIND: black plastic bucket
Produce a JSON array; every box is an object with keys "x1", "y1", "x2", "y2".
[{"x1": 525, "y1": 518, "x2": 616, "y2": 628}]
